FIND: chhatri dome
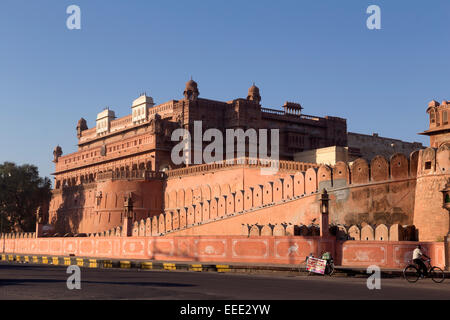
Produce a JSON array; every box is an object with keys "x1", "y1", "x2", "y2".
[
  {"x1": 183, "y1": 78, "x2": 200, "y2": 101},
  {"x1": 247, "y1": 83, "x2": 261, "y2": 104}
]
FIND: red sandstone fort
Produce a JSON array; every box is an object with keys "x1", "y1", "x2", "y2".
[{"x1": 3, "y1": 80, "x2": 450, "y2": 269}]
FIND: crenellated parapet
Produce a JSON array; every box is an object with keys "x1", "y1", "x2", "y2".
[
  {"x1": 237, "y1": 222, "x2": 418, "y2": 241},
  {"x1": 416, "y1": 144, "x2": 450, "y2": 177},
  {"x1": 340, "y1": 151, "x2": 418, "y2": 186},
  {"x1": 165, "y1": 152, "x2": 419, "y2": 211},
  {"x1": 340, "y1": 224, "x2": 417, "y2": 241},
  {"x1": 241, "y1": 223, "x2": 319, "y2": 237},
  {"x1": 1, "y1": 233, "x2": 36, "y2": 239}
]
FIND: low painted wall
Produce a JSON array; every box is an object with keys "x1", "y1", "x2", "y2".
[
  {"x1": 337, "y1": 240, "x2": 446, "y2": 269},
  {"x1": 2, "y1": 236, "x2": 332, "y2": 265},
  {"x1": 1, "y1": 236, "x2": 445, "y2": 269}
]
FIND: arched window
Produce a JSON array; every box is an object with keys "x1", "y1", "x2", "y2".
[
  {"x1": 444, "y1": 111, "x2": 448, "y2": 125},
  {"x1": 436, "y1": 111, "x2": 440, "y2": 126}
]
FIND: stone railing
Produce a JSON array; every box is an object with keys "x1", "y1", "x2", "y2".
[
  {"x1": 261, "y1": 107, "x2": 285, "y2": 116},
  {"x1": 299, "y1": 114, "x2": 321, "y2": 121},
  {"x1": 261, "y1": 107, "x2": 323, "y2": 122},
  {"x1": 97, "y1": 170, "x2": 166, "y2": 182},
  {"x1": 167, "y1": 157, "x2": 319, "y2": 178}
]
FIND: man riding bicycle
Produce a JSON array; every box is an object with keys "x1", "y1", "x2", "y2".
[{"x1": 413, "y1": 245, "x2": 430, "y2": 278}]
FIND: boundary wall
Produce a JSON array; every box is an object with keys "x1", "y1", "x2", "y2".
[{"x1": 1, "y1": 236, "x2": 445, "y2": 269}]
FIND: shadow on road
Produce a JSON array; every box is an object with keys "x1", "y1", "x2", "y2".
[{"x1": 0, "y1": 278, "x2": 195, "y2": 288}]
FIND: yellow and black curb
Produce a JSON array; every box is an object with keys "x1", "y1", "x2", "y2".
[
  {"x1": 2, "y1": 253, "x2": 417, "y2": 277},
  {"x1": 0, "y1": 253, "x2": 247, "y2": 274}
]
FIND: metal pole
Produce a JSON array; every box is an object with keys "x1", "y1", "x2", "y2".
[
  {"x1": 0, "y1": 176, "x2": 4, "y2": 253},
  {"x1": 1, "y1": 213, "x2": 4, "y2": 254}
]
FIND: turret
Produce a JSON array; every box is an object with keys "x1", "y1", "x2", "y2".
[
  {"x1": 184, "y1": 79, "x2": 199, "y2": 101},
  {"x1": 76, "y1": 118, "x2": 88, "y2": 138},
  {"x1": 247, "y1": 84, "x2": 261, "y2": 104}
]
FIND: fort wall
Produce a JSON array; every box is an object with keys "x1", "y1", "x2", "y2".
[
  {"x1": 150, "y1": 153, "x2": 419, "y2": 237},
  {"x1": 347, "y1": 132, "x2": 423, "y2": 161},
  {"x1": 47, "y1": 147, "x2": 448, "y2": 242},
  {"x1": 49, "y1": 178, "x2": 164, "y2": 234}
]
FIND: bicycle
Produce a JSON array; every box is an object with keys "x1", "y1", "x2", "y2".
[{"x1": 403, "y1": 258, "x2": 445, "y2": 283}]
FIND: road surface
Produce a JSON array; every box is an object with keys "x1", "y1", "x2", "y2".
[{"x1": 0, "y1": 262, "x2": 448, "y2": 300}]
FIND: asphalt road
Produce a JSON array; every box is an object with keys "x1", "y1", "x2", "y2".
[{"x1": 0, "y1": 262, "x2": 449, "y2": 300}]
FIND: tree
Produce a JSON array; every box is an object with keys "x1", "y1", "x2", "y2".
[{"x1": 0, "y1": 162, "x2": 52, "y2": 233}]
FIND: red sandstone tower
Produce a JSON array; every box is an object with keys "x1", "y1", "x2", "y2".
[{"x1": 414, "y1": 100, "x2": 450, "y2": 241}]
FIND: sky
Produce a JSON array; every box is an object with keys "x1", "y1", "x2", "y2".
[{"x1": 0, "y1": 0, "x2": 449, "y2": 180}]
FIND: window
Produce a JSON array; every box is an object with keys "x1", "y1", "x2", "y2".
[
  {"x1": 425, "y1": 161, "x2": 432, "y2": 170},
  {"x1": 430, "y1": 110, "x2": 436, "y2": 124},
  {"x1": 444, "y1": 111, "x2": 448, "y2": 124}
]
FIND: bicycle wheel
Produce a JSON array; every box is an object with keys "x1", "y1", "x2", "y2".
[
  {"x1": 403, "y1": 265, "x2": 420, "y2": 283},
  {"x1": 430, "y1": 266, "x2": 445, "y2": 283}
]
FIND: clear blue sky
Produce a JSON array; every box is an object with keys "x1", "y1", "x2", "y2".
[{"x1": 1, "y1": 0, "x2": 449, "y2": 180}]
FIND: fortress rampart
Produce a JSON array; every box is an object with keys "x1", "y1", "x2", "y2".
[
  {"x1": 46, "y1": 143, "x2": 450, "y2": 245},
  {"x1": 3, "y1": 147, "x2": 449, "y2": 269},
  {"x1": 152, "y1": 152, "x2": 420, "y2": 237}
]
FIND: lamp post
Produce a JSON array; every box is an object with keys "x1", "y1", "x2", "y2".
[
  {"x1": 440, "y1": 180, "x2": 450, "y2": 239},
  {"x1": 0, "y1": 172, "x2": 7, "y2": 253},
  {"x1": 125, "y1": 193, "x2": 134, "y2": 219},
  {"x1": 320, "y1": 189, "x2": 330, "y2": 237},
  {"x1": 1, "y1": 214, "x2": 3, "y2": 254},
  {"x1": 440, "y1": 180, "x2": 450, "y2": 213},
  {"x1": 122, "y1": 193, "x2": 134, "y2": 237}
]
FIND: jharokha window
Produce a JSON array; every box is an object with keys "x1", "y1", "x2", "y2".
[{"x1": 430, "y1": 110, "x2": 435, "y2": 124}]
